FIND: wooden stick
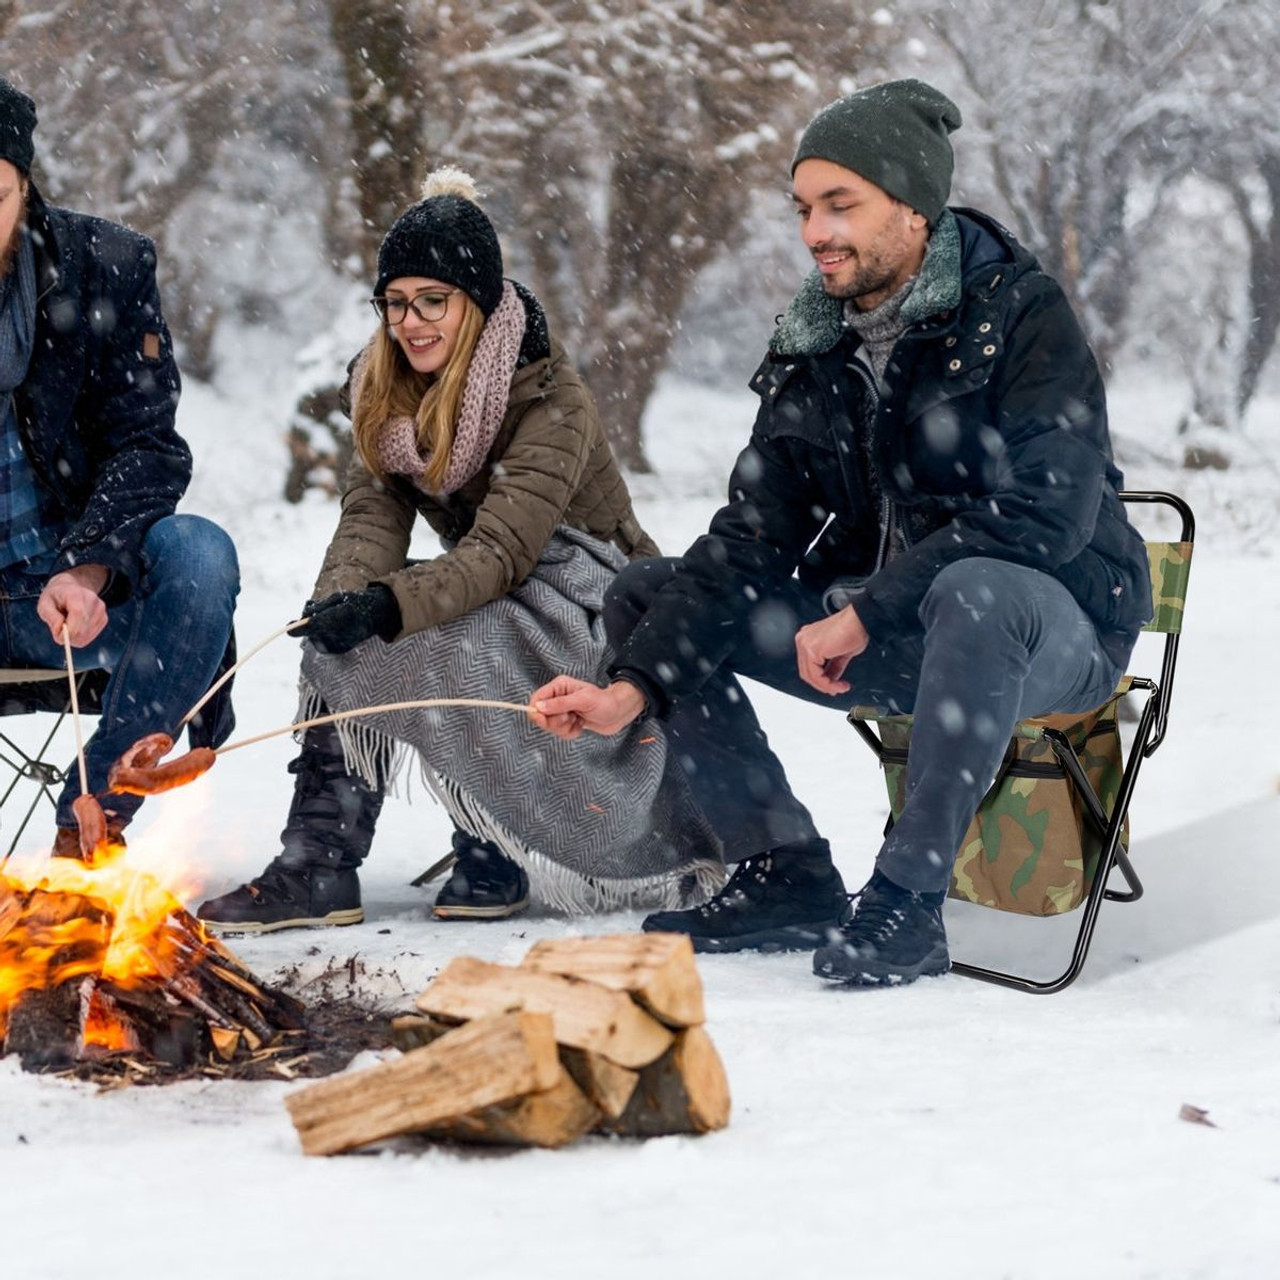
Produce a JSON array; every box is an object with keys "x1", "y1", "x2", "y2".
[
  {"x1": 179, "y1": 617, "x2": 309, "y2": 730},
  {"x1": 62, "y1": 626, "x2": 89, "y2": 798},
  {"x1": 215, "y1": 697, "x2": 532, "y2": 757}
]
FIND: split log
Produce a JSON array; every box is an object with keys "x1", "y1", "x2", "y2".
[
  {"x1": 390, "y1": 1013, "x2": 454, "y2": 1053},
  {"x1": 559, "y1": 1046, "x2": 639, "y2": 1120},
  {"x1": 286, "y1": 1011, "x2": 561, "y2": 1156},
  {"x1": 426, "y1": 1066, "x2": 602, "y2": 1149},
  {"x1": 604, "y1": 1026, "x2": 730, "y2": 1137},
  {"x1": 522, "y1": 933, "x2": 705, "y2": 1028},
  {"x1": 417, "y1": 956, "x2": 674, "y2": 1069}
]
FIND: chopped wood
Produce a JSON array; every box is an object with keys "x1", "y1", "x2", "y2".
[
  {"x1": 210, "y1": 1027, "x2": 241, "y2": 1061},
  {"x1": 286, "y1": 1011, "x2": 561, "y2": 1156},
  {"x1": 604, "y1": 1026, "x2": 730, "y2": 1137},
  {"x1": 559, "y1": 1046, "x2": 639, "y2": 1120},
  {"x1": 390, "y1": 1013, "x2": 454, "y2": 1053},
  {"x1": 426, "y1": 1066, "x2": 602, "y2": 1149},
  {"x1": 417, "y1": 956, "x2": 674, "y2": 1069},
  {"x1": 523, "y1": 932, "x2": 705, "y2": 1028}
]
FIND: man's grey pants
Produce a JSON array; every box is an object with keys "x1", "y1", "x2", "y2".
[{"x1": 604, "y1": 557, "x2": 1127, "y2": 895}]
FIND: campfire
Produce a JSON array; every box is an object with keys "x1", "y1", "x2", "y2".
[{"x1": 0, "y1": 840, "x2": 309, "y2": 1079}]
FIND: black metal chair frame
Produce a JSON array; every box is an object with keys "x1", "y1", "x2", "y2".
[
  {"x1": 0, "y1": 667, "x2": 105, "y2": 866},
  {"x1": 849, "y1": 491, "x2": 1195, "y2": 994}
]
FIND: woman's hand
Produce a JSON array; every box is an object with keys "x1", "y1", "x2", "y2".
[
  {"x1": 303, "y1": 586, "x2": 402, "y2": 654},
  {"x1": 530, "y1": 677, "x2": 647, "y2": 740}
]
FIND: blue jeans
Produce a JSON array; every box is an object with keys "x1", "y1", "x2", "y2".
[
  {"x1": 0, "y1": 514, "x2": 239, "y2": 829},
  {"x1": 606, "y1": 557, "x2": 1127, "y2": 895}
]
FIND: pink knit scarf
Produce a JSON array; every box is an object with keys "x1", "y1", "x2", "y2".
[{"x1": 352, "y1": 281, "x2": 527, "y2": 495}]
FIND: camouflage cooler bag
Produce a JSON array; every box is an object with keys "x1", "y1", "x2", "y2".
[{"x1": 872, "y1": 687, "x2": 1130, "y2": 916}]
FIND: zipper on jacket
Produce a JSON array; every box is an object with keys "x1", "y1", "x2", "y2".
[{"x1": 843, "y1": 351, "x2": 897, "y2": 573}]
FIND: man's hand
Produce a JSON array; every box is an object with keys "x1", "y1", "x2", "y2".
[
  {"x1": 795, "y1": 604, "x2": 870, "y2": 695},
  {"x1": 529, "y1": 676, "x2": 647, "y2": 740},
  {"x1": 37, "y1": 565, "x2": 110, "y2": 647}
]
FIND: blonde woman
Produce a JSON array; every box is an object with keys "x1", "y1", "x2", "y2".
[{"x1": 198, "y1": 170, "x2": 722, "y2": 932}]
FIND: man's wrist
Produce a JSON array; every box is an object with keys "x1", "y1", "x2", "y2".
[
  {"x1": 610, "y1": 678, "x2": 650, "y2": 725},
  {"x1": 52, "y1": 564, "x2": 111, "y2": 594}
]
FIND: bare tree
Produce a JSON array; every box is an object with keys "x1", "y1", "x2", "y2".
[
  {"x1": 911, "y1": 0, "x2": 1224, "y2": 377},
  {"x1": 6, "y1": 0, "x2": 345, "y2": 375},
  {"x1": 427, "y1": 1, "x2": 887, "y2": 469}
]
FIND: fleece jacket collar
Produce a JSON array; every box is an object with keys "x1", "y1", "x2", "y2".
[{"x1": 769, "y1": 209, "x2": 963, "y2": 358}]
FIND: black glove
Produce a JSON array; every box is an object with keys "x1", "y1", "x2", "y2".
[{"x1": 302, "y1": 586, "x2": 402, "y2": 655}]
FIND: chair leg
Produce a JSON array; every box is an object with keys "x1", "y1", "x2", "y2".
[{"x1": 951, "y1": 694, "x2": 1159, "y2": 994}]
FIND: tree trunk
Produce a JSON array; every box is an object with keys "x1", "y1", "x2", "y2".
[
  {"x1": 1233, "y1": 156, "x2": 1280, "y2": 419},
  {"x1": 327, "y1": 0, "x2": 435, "y2": 274},
  {"x1": 580, "y1": 151, "x2": 738, "y2": 471}
]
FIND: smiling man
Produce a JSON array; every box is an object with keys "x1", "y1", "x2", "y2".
[
  {"x1": 531, "y1": 78, "x2": 1152, "y2": 987},
  {"x1": 0, "y1": 76, "x2": 238, "y2": 857}
]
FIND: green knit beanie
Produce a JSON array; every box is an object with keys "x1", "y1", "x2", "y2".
[{"x1": 791, "y1": 79, "x2": 962, "y2": 224}]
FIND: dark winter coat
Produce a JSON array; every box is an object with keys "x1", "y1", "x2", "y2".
[
  {"x1": 14, "y1": 187, "x2": 190, "y2": 596},
  {"x1": 614, "y1": 208, "x2": 1151, "y2": 711},
  {"x1": 8, "y1": 187, "x2": 232, "y2": 744},
  {"x1": 314, "y1": 292, "x2": 658, "y2": 635}
]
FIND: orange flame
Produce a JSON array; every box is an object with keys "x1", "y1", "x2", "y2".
[{"x1": 0, "y1": 835, "x2": 208, "y2": 1049}]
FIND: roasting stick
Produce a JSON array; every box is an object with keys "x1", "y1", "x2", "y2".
[
  {"x1": 62, "y1": 625, "x2": 90, "y2": 799},
  {"x1": 215, "y1": 697, "x2": 533, "y2": 757},
  {"x1": 178, "y1": 616, "x2": 310, "y2": 731}
]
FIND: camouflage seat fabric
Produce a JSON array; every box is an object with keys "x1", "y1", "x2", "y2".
[{"x1": 853, "y1": 536, "x2": 1193, "y2": 918}]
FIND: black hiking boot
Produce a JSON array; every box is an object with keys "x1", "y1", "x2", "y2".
[
  {"x1": 432, "y1": 832, "x2": 530, "y2": 921},
  {"x1": 196, "y1": 722, "x2": 382, "y2": 933},
  {"x1": 813, "y1": 869, "x2": 950, "y2": 986},
  {"x1": 641, "y1": 838, "x2": 848, "y2": 953},
  {"x1": 196, "y1": 862, "x2": 363, "y2": 933}
]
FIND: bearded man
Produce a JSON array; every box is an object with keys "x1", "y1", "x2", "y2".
[
  {"x1": 0, "y1": 76, "x2": 238, "y2": 856},
  {"x1": 531, "y1": 78, "x2": 1151, "y2": 987}
]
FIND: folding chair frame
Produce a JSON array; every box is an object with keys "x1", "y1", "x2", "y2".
[
  {"x1": 849, "y1": 490, "x2": 1195, "y2": 994},
  {"x1": 0, "y1": 668, "x2": 97, "y2": 866}
]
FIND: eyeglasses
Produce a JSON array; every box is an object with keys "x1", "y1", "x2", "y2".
[{"x1": 369, "y1": 288, "x2": 458, "y2": 326}]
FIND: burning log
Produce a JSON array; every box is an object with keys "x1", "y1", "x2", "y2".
[
  {"x1": 286, "y1": 933, "x2": 731, "y2": 1155},
  {"x1": 1, "y1": 862, "x2": 306, "y2": 1079}
]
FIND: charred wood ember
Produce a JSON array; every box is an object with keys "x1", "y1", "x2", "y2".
[{"x1": 0, "y1": 868, "x2": 316, "y2": 1082}]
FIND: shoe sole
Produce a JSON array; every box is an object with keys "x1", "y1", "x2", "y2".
[
  {"x1": 645, "y1": 920, "x2": 841, "y2": 955},
  {"x1": 200, "y1": 907, "x2": 365, "y2": 935},
  {"x1": 432, "y1": 895, "x2": 530, "y2": 921},
  {"x1": 813, "y1": 943, "x2": 951, "y2": 986}
]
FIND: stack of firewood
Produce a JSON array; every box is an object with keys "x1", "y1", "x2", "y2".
[{"x1": 286, "y1": 933, "x2": 730, "y2": 1155}]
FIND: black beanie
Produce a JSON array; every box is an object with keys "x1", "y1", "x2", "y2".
[
  {"x1": 0, "y1": 76, "x2": 37, "y2": 176},
  {"x1": 791, "y1": 79, "x2": 962, "y2": 224},
  {"x1": 374, "y1": 171, "x2": 504, "y2": 317}
]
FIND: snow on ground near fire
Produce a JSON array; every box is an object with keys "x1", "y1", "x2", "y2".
[{"x1": 2, "y1": 342, "x2": 1278, "y2": 1279}]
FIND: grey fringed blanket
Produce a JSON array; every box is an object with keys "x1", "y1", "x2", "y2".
[{"x1": 300, "y1": 527, "x2": 724, "y2": 912}]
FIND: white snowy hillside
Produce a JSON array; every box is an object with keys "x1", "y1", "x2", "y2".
[{"x1": 2, "y1": 324, "x2": 1278, "y2": 1279}]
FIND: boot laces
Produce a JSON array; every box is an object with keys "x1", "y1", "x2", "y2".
[
  {"x1": 847, "y1": 883, "x2": 911, "y2": 945},
  {"x1": 696, "y1": 854, "x2": 774, "y2": 916}
]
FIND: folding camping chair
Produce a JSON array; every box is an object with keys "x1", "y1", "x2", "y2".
[
  {"x1": 0, "y1": 667, "x2": 107, "y2": 863},
  {"x1": 848, "y1": 490, "x2": 1195, "y2": 994}
]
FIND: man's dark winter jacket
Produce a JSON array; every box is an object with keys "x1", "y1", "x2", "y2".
[
  {"x1": 8, "y1": 187, "x2": 232, "y2": 744},
  {"x1": 14, "y1": 187, "x2": 189, "y2": 596},
  {"x1": 615, "y1": 208, "x2": 1151, "y2": 712}
]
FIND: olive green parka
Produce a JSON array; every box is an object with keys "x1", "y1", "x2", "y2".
[{"x1": 313, "y1": 330, "x2": 656, "y2": 637}]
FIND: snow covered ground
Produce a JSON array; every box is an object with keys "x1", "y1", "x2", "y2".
[{"x1": 2, "y1": 338, "x2": 1278, "y2": 1279}]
